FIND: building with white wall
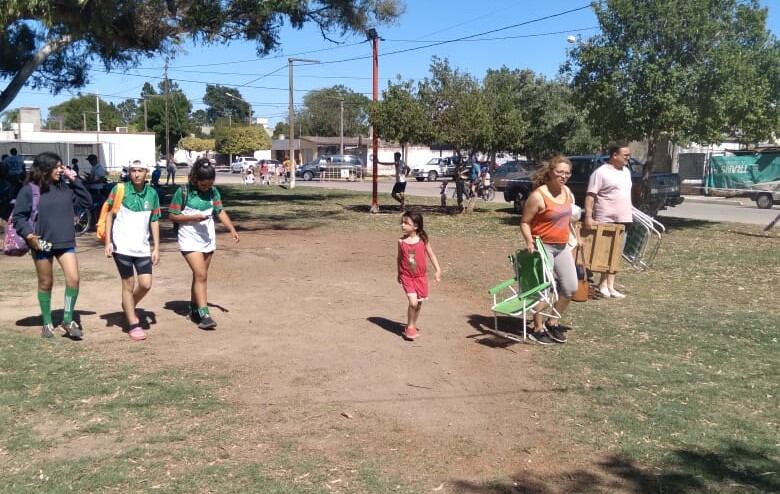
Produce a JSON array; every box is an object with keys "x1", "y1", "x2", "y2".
[{"x1": 0, "y1": 107, "x2": 155, "y2": 173}]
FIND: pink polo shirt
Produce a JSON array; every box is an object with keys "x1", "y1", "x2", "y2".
[{"x1": 587, "y1": 163, "x2": 633, "y2": 223}]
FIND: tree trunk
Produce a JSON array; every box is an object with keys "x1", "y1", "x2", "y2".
[
  {"x1": 0, "y1": 36, "x2": 72, "y2": 113},
  {"x1": 640, "y1": 132, "x2": 657, "y2": 210}
]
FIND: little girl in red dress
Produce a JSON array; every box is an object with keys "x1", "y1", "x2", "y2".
[{"x1": 397, "y1": 211, "x2": 442, "y2": 340}]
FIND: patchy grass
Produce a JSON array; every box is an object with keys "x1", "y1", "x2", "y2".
[{"x1": 0, "y1": 335, "x2": 417, "y2": 493}]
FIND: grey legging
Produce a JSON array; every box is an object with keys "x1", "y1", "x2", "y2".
[{"x1": 540, "y1": 243, "x2": 578, "y2": 299}]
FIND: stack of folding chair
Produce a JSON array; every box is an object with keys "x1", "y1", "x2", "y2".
[
  {"x1": 622, "y1": 207, "x2": 665, "y2": 270},
  {"x1": 486, "y1": 237, "x2": 560, "y2": 343}
]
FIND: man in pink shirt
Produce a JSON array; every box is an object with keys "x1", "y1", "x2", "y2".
[{"x1": 584, "y1": 142, "x2": 633, "y2": 299}]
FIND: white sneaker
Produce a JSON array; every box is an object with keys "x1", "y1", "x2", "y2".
[
  {"x1": 609, "y1": 289, "x2": 626, "y2": 299},
  {"x1": 599, "y1": 286, "x2": 611, "y2": 298}
]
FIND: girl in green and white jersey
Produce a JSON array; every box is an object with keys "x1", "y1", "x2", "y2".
[{"x1": 169, "y1": 158, "x2": 239, "y2": 329}]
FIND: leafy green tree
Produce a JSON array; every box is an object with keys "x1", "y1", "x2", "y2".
[
  {"x1": 297, "y1": 85, "x2": 370, "y2": 137},
  {"x1": 481, "y1": 68, "x2": 528, "y2": 156},
  {"x1": 48, "y1": 94, "x2": 122, "y2": 131},
  {"x1": 203, "y1": 85, "x2": 250, "y2": 124},
  {"x1": 370, "y1": 79, "x2": 429, "y2": 159},
  {"x1": 272, "y1": 121, "x2": 289, "y2": 139},
  {"x1": 179, "y1": 136, "x2": 215, "y2": 152},
  {"x1": 565, "y1": 0, "x2": 780, "y2": 196},
  {"x1": 1, "y1": 109, "x2": 19, "y2": 128},
  {"x1": 116, "y1": 98, "x2": 140, "y2": 127},
  {"x1": 137, "y1": 81, "x2": 193, "y2": 156},
  {"x1": 0, "y1": 0, "x2": 404, "y2": 113},
  {"x1": 214, "y1": 125, "x2": 271, "y2": 156}
]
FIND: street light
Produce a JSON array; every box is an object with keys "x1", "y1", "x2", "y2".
[
  {"x1": 287, "y1": 57, "x2": 320, "y2": 189},
  {"x1": 224, "y1": 92, "x2": 252, "y2": 125}
]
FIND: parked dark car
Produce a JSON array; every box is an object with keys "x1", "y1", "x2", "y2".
[
  {"x1": 295, "y1": 154, "x2": 364, "y2": 181},
  {"x1": 492, "y1": 160, "x2": 536, "y2": 190},
  {"x1": 503, "y1": 155, "x2": 684, "y2": 215}
]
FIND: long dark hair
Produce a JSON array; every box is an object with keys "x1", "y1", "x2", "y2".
[
  {"x1": 28, "y1": 152, "x2": 63, "y2": 192},
  {"x1": 402, "y1": 211, "x2": 429, "y2": 244},
  {"x1": 188, "y1": 157, "x2": 216, "y2": 186}
]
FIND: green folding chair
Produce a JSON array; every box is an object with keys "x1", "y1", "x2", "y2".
[{"x1": 486, "y1": 237, "x2": 560, "y2": 343}]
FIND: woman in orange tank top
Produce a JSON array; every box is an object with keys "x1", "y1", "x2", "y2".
[{"x1": 520, "y1": 156, "x2": 579, "y2": 345}]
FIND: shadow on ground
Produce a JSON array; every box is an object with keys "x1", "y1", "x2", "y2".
[
  {"x1": 343, "y1": 204, "x2": 465, "y2": 216},
  {"x1": 366, "y1": 316, "x2": 405, "y2": 337},
  {"x1": 15, "y1": 309, "x2": 96, "y2": 328},
  {"x1": 99, "y1": 309, "x2": 157, "y2": 332},
  {"x1": 449, "y1": 442, "x2": 779, "y2": 493},
  {"x1": 163, "y1": 300, "x2": 229, "y2": 318}
]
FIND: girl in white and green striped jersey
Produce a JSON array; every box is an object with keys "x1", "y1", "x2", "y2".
[
  {"x1": 169, "y1": 158, "x2": 239, "y2": 330},
  {"x1": 103, "y1": 160, "x2": 161, "y2": 341}
]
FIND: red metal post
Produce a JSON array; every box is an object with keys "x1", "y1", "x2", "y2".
[{"x1": 370, "y1": 35, "x2": 380, "y2": 213}]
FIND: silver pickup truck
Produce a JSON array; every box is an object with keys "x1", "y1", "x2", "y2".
[{"x1": 411, "y1": 157, "x2": 460, "y2": 182}]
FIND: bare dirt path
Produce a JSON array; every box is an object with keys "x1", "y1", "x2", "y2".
[{"x1": 1, "y1": 225, "x2": 641, "y2": 492}]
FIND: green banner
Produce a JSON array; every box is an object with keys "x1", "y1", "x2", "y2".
[{"x1": 705, "y1": 153, "x2": 780, "y2": 191}]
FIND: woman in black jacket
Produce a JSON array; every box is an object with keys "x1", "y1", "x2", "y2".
[{"x1": 12, "y1": 152, "x2": 91, "y2": 339}]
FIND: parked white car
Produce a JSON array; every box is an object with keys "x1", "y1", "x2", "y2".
[{"x1": 230, "y1": 157, "x2": 258, "y2": 173}]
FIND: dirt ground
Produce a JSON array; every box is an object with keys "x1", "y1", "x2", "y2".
[{"x1": 0, "y1": 223, "x2": 652, "y2": 493}]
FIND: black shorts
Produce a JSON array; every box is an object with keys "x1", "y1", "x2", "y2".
[
  {"x1": 392, "y1": 182, "x2": 407, "y2": 194},
  {"x1": 113, "y1": 253, "x2": 153, "y2": 279}
]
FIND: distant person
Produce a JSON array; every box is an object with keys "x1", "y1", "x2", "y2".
[
  {"x1": 260, "y1": 161, "x2": 269, "y2": 185},
  {"x1": 5, "y1": 148, "x2": 25, "y2": 182},
  {"x1": 243, "y1": 168, "x2": 255, "y2": 185},
  {"x1": 390, "y1": 152, "x2": 409, "y2": 211},
  {"x1": 397, "y1": 211, "x2": 441, "y2": 341},
  {"x1": 169, "y1": 158, "x2": 239, "y2": 330},
  {"x1": 103, "y1": 161, "x2": 161, "y2": 341},
  {"x1": 165, "y1": 157, "x2": 176, "y2": 185},
  {"x1": 84, "y1": 154, "x2": 106, "y2": 191},
  {"x1": 151, "y1": 165, "x2": 162, "y2": 186},
  {"x1": 584, "y1": 142, "x2": 633, "y2": 299},
  {"x1": 70, "y1": 158, "x2": 80, "y2": 176},
  {"x1": 11, "y1": 152, "x2": 91, "y2": 339}
]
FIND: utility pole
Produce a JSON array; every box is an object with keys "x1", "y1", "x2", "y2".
[
  {"x1": 339, "y1": 98, "x2": 344, "y2": 155},
  {"x1": 288, "y1": 57, "x2": 320, "y2": 189},
  {"x1": 164, "y1": 58, "x2": 170, "y2": 165},
  {"x1": 83, "y1": 112, "x2": 87, "y2": 132},
  {"x1": 367, "y1": 28, "x2": 380, "y2": 213},
  {"x1": 143, "y1": 98, "x2": 148, "y2": 132},
  {"x1": 96, "y1": 93, "x2": 101, "y2": 132}
]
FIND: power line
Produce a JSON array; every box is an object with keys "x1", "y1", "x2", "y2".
[
  {"x1": 314, "y1": 4, "x2": 592, "y2": 66},
  {"x1": 385, "y1": 26, "x2": 598, "y2": 44}
]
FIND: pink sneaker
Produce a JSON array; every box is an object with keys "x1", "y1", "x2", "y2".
[
  {"x1": 128, "y1": 327, "x2": 147, "y2": 341},
  {"x1": 403, "y1": 326, "x2": 418, "y2": 340}
]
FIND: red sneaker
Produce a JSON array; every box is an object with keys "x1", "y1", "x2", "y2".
[{"x1": 403, "y1": 325, "x2": 418, "y2": 340}]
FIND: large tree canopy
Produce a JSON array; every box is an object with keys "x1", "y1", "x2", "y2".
[
  {"x1": 0, "y1": 0, "x2": 404, "y2": 112},
  {"x1": 48, "y1": 94, "x2": 123, "y2": 131},
  {"x1": 297, "y1": 85, "x2": 371, "y2": 137},
  {"x1": 203, "y1": 84, "x2": 250, "y2": 124},
  {"x1": 565, "y1": 0, "x2": 780, "y2": 191}
]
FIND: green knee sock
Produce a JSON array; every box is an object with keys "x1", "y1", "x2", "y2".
[
  {"x1": 38, "y1": 291, "x2": 52, "y2": 326},
  {"x1": 197, "y1": 306, "x2": 210, "y2": 318},
  {"x1": 63, "y1": 287, "x2": 79, "y2": 324}
]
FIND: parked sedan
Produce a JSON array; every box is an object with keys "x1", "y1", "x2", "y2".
[
  {"x1": 492, "y1": 160, "x2": 536, "y2": 190},
  {"x1": 230, "y1": 157, "x2": 258, "y2": 174},
  {"x1": 295, "y1": 155, "x2": 364, "y2": 181}
]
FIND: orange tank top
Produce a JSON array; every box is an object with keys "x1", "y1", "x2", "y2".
[{"x1": 530, "y1": 188, "x2": 572, "y2": 244}]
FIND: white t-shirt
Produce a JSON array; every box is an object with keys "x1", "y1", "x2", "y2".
[
  {"x1": 587, "y1": 163, "x2": 633, "y2": 223},
  {"x1": 394, "y1": 160, "x2": 407, "y2": 184}
]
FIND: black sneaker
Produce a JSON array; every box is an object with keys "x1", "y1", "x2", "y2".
[
  {"x1": 41, "y1": 324, "x2": 55, "y2": 338},
  {"x1": 190, "y1": 311, "x2": 202, "y2": 323},
  {"x1": 547, "y1": 324, "x2": 568, "y2": 343},
  {"x1": 197, "y1": 315, "x2": 217, "y2": 330},
  {"x1": 527, "y1": 330, "x2": 554, "y2": 345},
  {"x1": 63, "y1": 321, "x2": 83, "y2": 340}
]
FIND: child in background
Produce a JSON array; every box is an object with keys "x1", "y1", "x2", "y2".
[
  {"x1": 244, "y1": 168, "x2": 255, "y2": 185},
  {"x1": 396, "y1": 211, "x2": 441, "y2": 341},
  {"x1": 103, "y1": 160, "x2": 161, "y2": 341},
  {"x1": 169, "y1": 158, "x2": 239, "y2": 330},
  {"x1": 260, "y1": 161, "x2": 269, "y2": 185}
]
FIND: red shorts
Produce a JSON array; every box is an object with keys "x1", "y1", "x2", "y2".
[{"x1": 400, "y1": 275, "x2": 428, "y2": 300}]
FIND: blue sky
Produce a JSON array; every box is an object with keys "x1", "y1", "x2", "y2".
[{"x1": 9, "y1": 0, "x2": 780, "y2": 126}]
